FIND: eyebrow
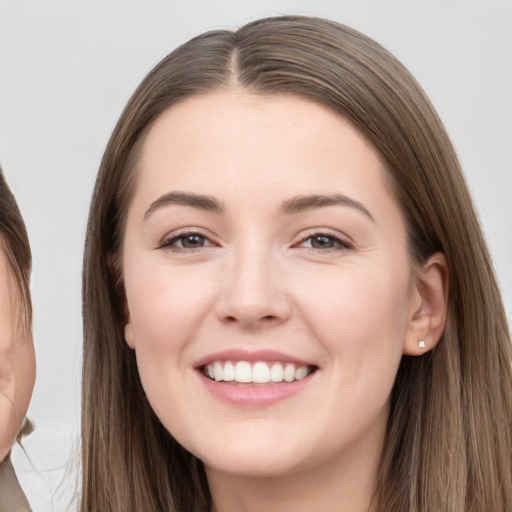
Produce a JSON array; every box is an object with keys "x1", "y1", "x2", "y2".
[
  {"x1": 144, "y1": 192, "x2": 224, "y2": 219},
  {"x1": 281, "y1": 194, "x2": 374, "y2": 220},
  {"x1": 144, "y1": 191, "x2": 373, "y2": 221}
]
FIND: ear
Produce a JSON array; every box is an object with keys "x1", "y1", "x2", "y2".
[
  {"x1": 107, "y1": 252, "x2": 135, "y2": 350},
  {"x1": 403, "y1": 252, "x2": 449, "y2": 356}
]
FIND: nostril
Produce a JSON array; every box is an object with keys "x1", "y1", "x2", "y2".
[{"x1": 222, "y1": 314, "x2": 277, "y2": 325}]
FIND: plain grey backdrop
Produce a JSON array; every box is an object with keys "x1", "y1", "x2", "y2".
[{"x1": 1, "y1": 1, "x2": 511, "y2": 510}]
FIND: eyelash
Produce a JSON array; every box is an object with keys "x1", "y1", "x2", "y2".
[{"x1": 158, "y1": 230, "x2": 353, "y2": 253}]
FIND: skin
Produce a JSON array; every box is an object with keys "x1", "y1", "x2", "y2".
[
  {"x1": 122, "y1": 90, "x2": 448, "y2": 512},
  {"x1": 0, "y1": 249, "x2": 35, "y2": 463}
]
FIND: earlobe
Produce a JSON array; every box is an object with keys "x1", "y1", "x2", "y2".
[
  {"x1": 124, "y1": 321, "x2": 135, "y2": 349},
  {"x1": 403, "y1": 252, "x2": 449, "y2": 356},
  {"x1": 122, "y1": 293, "x2": 134, "y2": 349}
]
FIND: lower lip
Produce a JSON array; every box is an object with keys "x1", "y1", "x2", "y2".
[{"x1": 198, "y1": 371, "x2": 315, "y2": 407}]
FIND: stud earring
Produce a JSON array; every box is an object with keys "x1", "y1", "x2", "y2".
[{"x1": 418, "y1": 340, "x2": 426, "y2": 350}]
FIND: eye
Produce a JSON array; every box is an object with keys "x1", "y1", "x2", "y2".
[
  {"x1": 177, "y1": 234, "x2": 208, "y2": 248},
  {"x1": 160, "y1": 231, "x2": 214, "y2": 250},
  {"x1": 298, "y1": 233, "x2": 352, "y2": 251}
]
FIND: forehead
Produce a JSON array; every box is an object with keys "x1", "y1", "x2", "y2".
[
  {"x1": 129, "y1": 90, "x2": 399, "y2": 225},
  {"x1": 142, "y1": 90, "x2": 383, "y2": 168}
]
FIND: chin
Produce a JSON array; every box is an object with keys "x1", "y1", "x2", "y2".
[
  {"x1": 202, "y1": 453, "x2": 304, "y2": 479},
  {"x1": 186, "y1": 431, "x2": 314, "y2": 480}
]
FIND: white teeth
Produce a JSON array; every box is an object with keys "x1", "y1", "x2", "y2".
[
  {"x1": 252, "y1": 362, "x2": 270, "y2": 383},
  {"x1": 270, "y1": 362, "x2": 284, "y2": 382},
  {"x1": 223, "y1": 361, "x2": 235, "y2": 381},
  {"x1": 214, "y1": 361, "x2": 223, "y2": 382},
  {"x1": 295, "y1": 366, "x2": 308, "y2": 380},
  {"x1": 204, "y1": 361, "x2": 311, "y2": 384},
  {"x1": 284, "y1": 363, "x2": 295, "y2": 383},
  {"x1": 235, "y1": 361, "x2": 252, "y2": 383}
]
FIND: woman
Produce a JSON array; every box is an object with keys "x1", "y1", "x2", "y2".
[
  {"x1": 82, "y1": 16, "x2": 512, "y2": 512},
  {"x1": 0, "y1": 167, "x2": 35, "y2": 512}
]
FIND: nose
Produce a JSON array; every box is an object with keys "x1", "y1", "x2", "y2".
[{"x1": 215, "y1": 245, "x2": 291, "y2": 329}]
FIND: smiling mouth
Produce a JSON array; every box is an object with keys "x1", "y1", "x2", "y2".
[{"x1": 201, "y1": 361, "x2": 317, "y2": 385}]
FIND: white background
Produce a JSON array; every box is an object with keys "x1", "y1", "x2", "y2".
[{"x1": 1, "y1": 1, "x2": 511, "y2": 510}]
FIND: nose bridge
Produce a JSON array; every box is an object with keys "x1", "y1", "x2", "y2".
[{"x1": 217, "y1": 237, "x2": 289, "y2": 327}]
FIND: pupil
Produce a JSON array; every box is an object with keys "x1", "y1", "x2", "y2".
[
  {"x1": 311, "y1": 236, "x2": 333, "y2": 249},
  {"x1": 182, "y1": 235, "x2": 204, "y2": 248}
]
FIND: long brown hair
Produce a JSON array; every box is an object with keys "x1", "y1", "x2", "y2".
[{"x1": 82, "y1": 16, "x2": 512, "y2": 511}]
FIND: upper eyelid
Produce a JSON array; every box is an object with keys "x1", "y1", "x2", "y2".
[
  {"x1": 295, "y1": 228, "x2": 354, "y2": 245},
  {"x1": 161, "y1": 227, "x2": 214, "y2": 240}
]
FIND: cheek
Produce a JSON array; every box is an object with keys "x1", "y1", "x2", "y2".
[
  {"x1": 287, "y1": 263, "x2": 411, "y2": 444},
  {"x1": 123, "y1": 260, "x2": 216, "y2": 357},
  {"x1": 293, "y1": 261, "x2": 411, "y2": 368},
  {"x1": 122, "y1": 263, "x2": 214, "y2": 429}
]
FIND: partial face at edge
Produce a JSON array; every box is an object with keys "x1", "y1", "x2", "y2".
[
  {"x1": 0, "y1": 249, "x2": 35, "y2": 462},
  {"x1": 120, "y1": 90, "x2": 433, "y2": 478}
]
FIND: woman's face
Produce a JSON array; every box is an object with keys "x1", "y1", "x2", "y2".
[
  {"x1": 0, "y1": 249, "x2": 35, "y2": 462},
  {"x1": 122, "y1": 91, "x2": 423, "y2": 478}
]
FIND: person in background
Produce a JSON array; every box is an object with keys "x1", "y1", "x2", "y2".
[{"x1": 0, "y1": 166, "x2": 35, "y2": 512}]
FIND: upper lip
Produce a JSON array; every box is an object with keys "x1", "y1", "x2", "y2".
[{"x1": 193, "y1": 349, "x2": 316, "y2": 369}]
